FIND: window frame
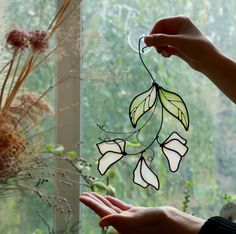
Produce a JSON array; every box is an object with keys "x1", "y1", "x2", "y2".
[{"x1": 55, "y1": 0, "x2": 81, "y2": 232}]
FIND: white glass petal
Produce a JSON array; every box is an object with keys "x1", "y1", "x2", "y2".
[
  {"x1": 163, "y1": 148, "x2": 181, "y2": 172},
  {"x1": 133, "y1": 159, "x2": 148, "y2": 188},
  {"x1": 141, "y1": 159, "x2": 159, "y2": 190},
  {"x1": 165, "y1": 132, "x2": 186, "y2": 144},
  {"x1": 114, "y1": 139, "x2": 125, "y2": 151},
  {"x1": 98, "y1": 152, "x2": 123, "y2": 175},
  {"x1": 164, "y1": 139, "x2": 188, "y2": 156},
  {"x1": 97, "y1": 140, "x2": 122, "y2": 155}
]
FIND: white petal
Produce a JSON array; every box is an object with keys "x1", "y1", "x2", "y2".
[
  {"x1": 164, "y1": 139, "x2": 188, "y2": 156},
  {"x1": 162, "y1": 148, "x2": 182, "y2": 172},
  {"x1": 98, "y1": 152, "x2": 123, "y2": 175},
  {"x1": 165, "y1": 132, "x2": 186, "y2": 145},
  {"x1": 141, "y1": 158, "x2": 160, "y2": 190},
  {"x1": 133, "y1": 159, "x2": 148, "y2": 188},
  {"x1": 114, "y1": 139, "x2": 125, "y2": 152},
  {"x1": 97, "y1": 139, "x2": 123, "y2": 155}
]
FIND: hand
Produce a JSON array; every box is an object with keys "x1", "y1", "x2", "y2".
[
  {"x1": 144, "y1": 15, "x2": 218, "y2": 72},
  {"x1": 79, "y1": 192, "x2": 205, "y2": 234},
  {"x1": 144, "y1": 15, "x2": 236, "y2": 103}
]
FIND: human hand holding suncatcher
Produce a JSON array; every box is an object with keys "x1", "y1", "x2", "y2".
[{"x1": 145, "y1": 15, "x2": 236, "y2": 103}]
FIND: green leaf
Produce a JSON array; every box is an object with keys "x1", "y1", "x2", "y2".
[
  {"x1": 107, "y1": 185, "x2": 116, "y2": 196},
  {"x1": 51, "y1": 145, "x2": 65, "y2": 155},
  {"x1": 158, "y1": 87, "x2": 189, "y2": 130},
  {"x1": 106, "y1": 169, "x2": 116, "y2": 178},
  {"x1": 75, "y1": 162, "x2": 84, "y2": 171},
  {"x1": 42, "y1": 145, "x2": 54, "y2": 153},
  {"x1": 66, "y1": 151, "x2": 77, "y2": 158},
  {"x1": 91, "y1": 181, "x2": 108, "y2": 193},
  {"x1": 129, "y1": 83, "x2": 157, "y2": 128},
  {"x1": 42, "y1": 144, "x2": 65, "y2": 155}
]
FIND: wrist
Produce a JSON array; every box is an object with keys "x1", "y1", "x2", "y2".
[
  {"x1": 196, "y1": 43, "x2": 223, "y2": 75},
  {"x1": 195, "y1": 44, "x2": 236, "y2": 103},
  {"x1": 176, "y1": 212, "x2": 205, "y2": 234},
  {"x1": 165, "y1": 207, "x2": 205, "y2": 234}
]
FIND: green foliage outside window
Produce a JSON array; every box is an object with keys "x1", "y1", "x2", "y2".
[
  {"x1": 1, "y1": 0, "x2": 236, "y2": 233},
  {"x1": 81, "y1": 0, "x2": 236, "y2": 233}
]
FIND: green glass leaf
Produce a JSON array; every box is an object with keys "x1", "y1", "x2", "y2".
[
  {"x1": 158, "y1": 87, "x2": 189, "y2": 130},
  {"x1": 129, "y1": 83, "x2": 158, "y2": 128}
]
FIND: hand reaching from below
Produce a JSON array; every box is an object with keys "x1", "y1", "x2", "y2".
[{"x1": 79, "y1": 192, "x2": 205, "y2": 234}]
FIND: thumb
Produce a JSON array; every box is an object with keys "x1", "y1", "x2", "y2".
[
  {"x1": 144, "y1": 34, "x2": 183, "y2": 48},
  {"x1": 99, "y1": 214, "x2": 129, "y2": 229}
]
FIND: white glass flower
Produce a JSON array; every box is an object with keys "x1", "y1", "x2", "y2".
[
  {"x1": 96, "y1": 138, "x2": 126, "y2": 175},
  {"x1": 161, "y1": 132, "x2": 188, "y2": 172},
  {"x1": 133, "y1": 157, "x2": 160, "y2": 190}
]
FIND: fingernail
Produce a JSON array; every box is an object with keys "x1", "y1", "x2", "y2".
[{"x1": 161, "y1": 51, "x2": 171, "y2": 57}]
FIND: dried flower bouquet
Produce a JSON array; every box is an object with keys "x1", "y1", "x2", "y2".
[{"x1": 0, "y1": 0, "x2": 89, "y2": 213}]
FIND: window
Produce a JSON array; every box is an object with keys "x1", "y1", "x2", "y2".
[
  {"x1": 81, "y1": 0, "x2": 236, "y2": 233},
  {"x1": 1, "y1": 1, "x2": 236, "y2": 234}
]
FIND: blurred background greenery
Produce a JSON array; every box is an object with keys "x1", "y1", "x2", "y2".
[
  {"x1": 1, "y1": 0, "x2": 236, "y2": 233},
  {"x1": 81, "y1": 0, "x2": 236, "y2": 233}
]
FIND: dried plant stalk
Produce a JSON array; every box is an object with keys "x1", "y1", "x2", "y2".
[{"x1": 0, "y1": 0, "x2": 73, "y2": 179}]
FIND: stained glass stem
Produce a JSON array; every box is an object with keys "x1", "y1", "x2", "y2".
[{"x1": 138, "y1": 37, "x2": 155, "y2": 83}]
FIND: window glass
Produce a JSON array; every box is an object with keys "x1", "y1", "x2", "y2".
[{"x1": 81, "y1": 0, "x2": 236, "y2": 233}]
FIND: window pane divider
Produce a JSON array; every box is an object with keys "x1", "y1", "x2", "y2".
[{"x1": 55, "y1": 0, "x2": 81, "y2": 233}]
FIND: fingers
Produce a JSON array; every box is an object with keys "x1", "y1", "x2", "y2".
[
  {"x1": 144, "y1": 34, "x2": 183, "y2": 49},
  {"x1": 99, "y1": 213, "x2": 131, "y2": 231},
  {"x1": 156, "y1": 46, "x2": 180, "y2": 57},
  {"x1": 91, "y1": 192, "x2": 122, "y2": 213},
  {"x1": 150, "y1": 15, "x2": 186, "y2": 35},
  {"x1": 104, "y1": 195, "x2": 133, "y2": 211},
  {"x1": 79, "y1": 191, "x2": 135, "y2": 230},
  {"x1": 79, "y1": 192, "x2": 117, "y2": 217},
  {"x1": 144, "y1": 34, "x2": 184, "y2": 59}
]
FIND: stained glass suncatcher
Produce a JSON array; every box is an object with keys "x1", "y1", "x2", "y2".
[{"x1": 96, "y1": 34, "x2": 190, "y2": 190}]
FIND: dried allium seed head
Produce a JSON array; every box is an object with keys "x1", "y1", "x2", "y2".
[
  {"x1": 9, "y1": 92, "x2": 52, "y2": 127},
  {"x1": 29, "y1": 30, "x2": 49, "y2": 52},
  {"x1": 0, "y1": 115, "x2": 27, "y2": 177},
  {"x1": 6, "y1": 28, "x2": 29, "y2": 52}
]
